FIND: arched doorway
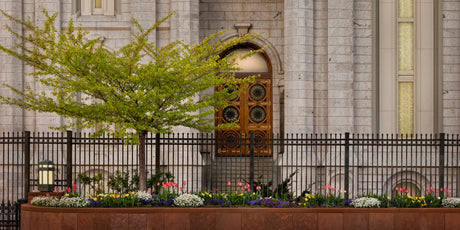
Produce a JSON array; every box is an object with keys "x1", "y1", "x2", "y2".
[{"x1": 216, "y1": 45, "x2": 273, "y2": 156}]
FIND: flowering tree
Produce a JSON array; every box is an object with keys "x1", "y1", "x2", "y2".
[{"x1": 0, "y1": 9, "x2": 261, "y2": 190}]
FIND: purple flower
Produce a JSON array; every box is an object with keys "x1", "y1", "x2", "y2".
[
  {"x1": 344, "y1": 199, "x2": 354, "y2": 206},
  {"x1": 249, "y1": 199, "x2": 260, "y2": 206}
]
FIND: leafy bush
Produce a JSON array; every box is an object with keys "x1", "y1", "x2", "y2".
[
  {"x1": 147, "y1": 171, "x2": 175, "y2": 195},
  {"x1": 248, "y1": 171, "x2": 298, "y2": 200},
  {"x1": 78, "y1": 172, "x2": 104, "y2": 194},
  {"x1": 107, "y1": 170, "x2": 139, "y2": 193}
]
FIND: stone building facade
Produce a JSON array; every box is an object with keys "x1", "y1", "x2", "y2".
[
  {"x1": 0, "y1": 0, "x2": 459, "y2": 197},
  {"x1": 1, "y1": 0, "x2": 459, "y2": 135}
]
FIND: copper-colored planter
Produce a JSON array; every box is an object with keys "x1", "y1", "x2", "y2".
[{"x1": 21, "y1": 204, "x2": 460, "y2": 230}]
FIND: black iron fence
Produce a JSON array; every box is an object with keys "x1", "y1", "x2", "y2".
[
  {"x1": 0, "y1": 200, "x2": 24, "y2": 230},
  {"x1": 1, "y1": 132, "x2": 460, "y2": 204}
]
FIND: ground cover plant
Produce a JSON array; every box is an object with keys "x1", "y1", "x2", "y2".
[{"x1": 31, "y1": 182, "x2": 458, "y2": 209}]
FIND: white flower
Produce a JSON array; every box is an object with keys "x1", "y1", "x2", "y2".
[
  {"x1": 137, "y1": 191, "x2": 153, "y2": 201},
  {"x1": 351, "y1": 197, "x2": 381, "y2": 208},
  {"x1": 58, "y1": 197, "x2": 88, "y2": 208},
  {"x1": 174, "y1": 194, "x2": 204, "y2": 207},
  {"x1": 31, "y1": 196, "x2": 59, "y2": 207},
  {"x1": 442, "y1": 197, "x2": 460, "y2": 208},
  {"x1": 31, "y1": 196, "x2": 88, "y2": 207}
]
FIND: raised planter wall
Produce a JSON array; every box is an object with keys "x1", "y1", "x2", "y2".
[{"x1": 21, "y1": 204, "x2": 460, "y2": 230}]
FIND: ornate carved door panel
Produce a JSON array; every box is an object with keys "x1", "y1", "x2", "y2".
[
  {"x1": 216, "y1": 47, "x2": 273, "y2": 156},
  {"x1": 216, "y1": 74, "x2": 272, "y2": 156}
]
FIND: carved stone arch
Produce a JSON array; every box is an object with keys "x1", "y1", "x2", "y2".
[
  {"x1": 220, "y1": 32, "x2": 284, "y2": 136},
  {"x1": 329, "y1": 173, "x2": 351, "y2": 193},
  {"x1": 220, "y1": 32, "x2": 283, "y2": 75},
  {"x1": 383, "y1": 170, "x2": 430, "y2": 197}
]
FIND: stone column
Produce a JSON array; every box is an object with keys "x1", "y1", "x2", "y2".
[
  {"x1": 131, "y1": 0, "x2": 156, "y2": 39},
  {"x1": 0, "y1": 0, "x2": 24, "y2": 131},
  {"x1": 327, "y1": 0, "x2": 355, "y2": 133},
  {"x1": 170, "y1": 0, "x2": 199, "y2": 44},
  {"x1": 283, "y1": 0, "x2": 314, "y2": 133},
  {"x1": 170, "y1": 0, "x2": 200, "y2": 133},
  {"x1": 27, "y1": 0, "x2": 63, "y2": 131}
]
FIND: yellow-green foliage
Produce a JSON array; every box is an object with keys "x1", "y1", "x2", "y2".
[{"x1": 0, "y1": 9, "x2": 263, "y2": 141}]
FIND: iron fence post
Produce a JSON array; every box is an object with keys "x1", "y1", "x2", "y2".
[
  {"x1": 16, "y1": 198, "x2": 27, "y2": 228},
  {"x1": 66, "y1": 130, "x2": 73, "y2": 188},
  {"x1": 439, "y1": 133, "x2": 445, "y2": 193},
  {"x1": 156, "y1": 133, "x2": 161, "y2": 174},
  {"x1": 24, "y1": 131, "x2": 30, "y2": 199},
  {"x1": 344, "y1": 132, "x2": 350, "y2": 200},
  {"x1": 249, "y1": 132, "x2": 255, "y2": 189}
]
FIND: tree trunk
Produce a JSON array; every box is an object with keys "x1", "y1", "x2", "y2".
[{"x1": 139, "y1": 132, "x2": 147, "y2": 191}]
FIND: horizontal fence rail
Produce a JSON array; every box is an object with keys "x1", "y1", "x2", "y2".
[{"x1": 1, "y1": 132, "x2": 459, "y2": 203}]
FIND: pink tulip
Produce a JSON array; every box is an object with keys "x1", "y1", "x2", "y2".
[{"x1": 228, "y1": 181, "x2": 231, "y2": 186}]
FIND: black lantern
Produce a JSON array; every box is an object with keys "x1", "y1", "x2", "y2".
[{"x1": 38, "y1": 160, "x2": 55, "y2": 192}]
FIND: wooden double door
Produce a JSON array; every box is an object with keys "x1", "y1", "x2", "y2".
[{"x1": 216, "y1": 74, "x2": 272, "y2": 156}]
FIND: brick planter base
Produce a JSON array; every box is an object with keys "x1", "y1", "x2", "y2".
[{"x1": 21, "y1": 204, "x2": 460, "y2": 230}]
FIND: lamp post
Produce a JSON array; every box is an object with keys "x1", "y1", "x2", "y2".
[{"x1": 38, "y1": 160, "x2": 55, "y2": 192}]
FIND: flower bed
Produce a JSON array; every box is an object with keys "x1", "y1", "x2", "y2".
[
  {"x1": 24, "y1": 183, "x2": 460, "y2": 229},
  {"x1": 21, "y1": 204, "x2": 460, "y2": 230}
]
